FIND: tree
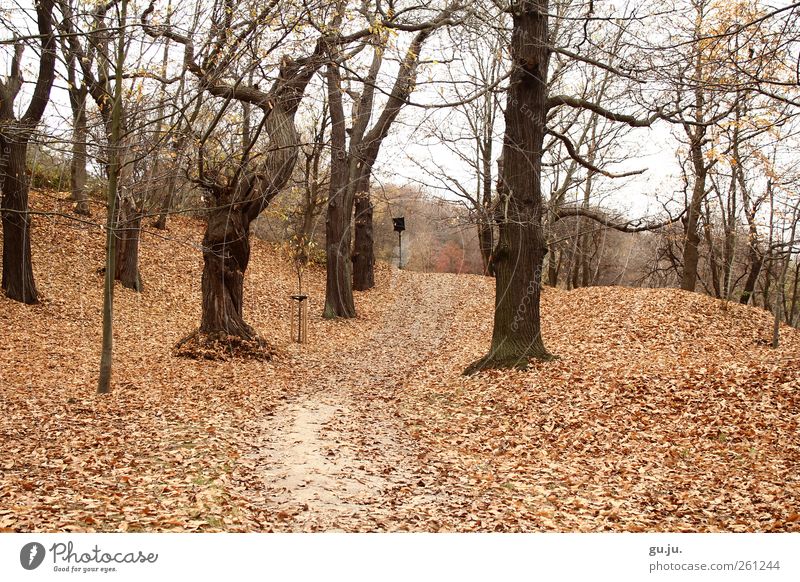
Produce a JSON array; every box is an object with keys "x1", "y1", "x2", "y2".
[
  {"x1": 143, "y1": 0, "x2": 330, "y2": 347},
  {"x1": 0, "y1": 0, "x2": 57, "y2": 304},
  {"x1": 467, "y1": 0, "x2": 670, "y2": 372},
  {"x1": 61, "y1": 25, "x2": 91, "y2": 216},
  {"x1": 98, "y1": 0, "x2": 129, "y2": 394},
  {"x1": 323, "y1": 1, "x2": 463, "y2": 318},
  {"x1": 59, "y1": 0, "x2": 145, "y2": 291},
  {"x1": 465, "y1": 0, "x2": 554, "y2": 371},
  {"x1": 408, "y1": 21, "x2": 506, "y2": 277}
]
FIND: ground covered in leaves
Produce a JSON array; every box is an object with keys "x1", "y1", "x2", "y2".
[{"x1": 0, "y1": 190, "x2": 798, "y2": 532}]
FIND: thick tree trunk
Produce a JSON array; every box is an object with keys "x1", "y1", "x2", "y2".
[
  {"x1": 477, "y1": 220, "x2": 494, "y2": 276},
  {"x1": 323, "y1": 61, "x2": 356, "y2": 318},
  {"x1": 69, "y1": 85, "x2": 90, "y2": 216},
  {"x1": 352, "y1": 190, "x2": 375, "y2": 291},
  {"x1": 0, "y1": 139, "x2": 38, "y2": 303},
  {"x1": 114, "y1": 199, "x2": 143, "y2": 291},
  {"x1": 740, "y1": 214, "x2": 763, "y2": 304},
  {"x1": 183, "y1": 108, "x2": 300, "y2": 351},
  {"x1": 197, "y1": 208, "x2": 255, "y2": 338},
  {"x1": 681, "y1": 158, "x2": 706, "y2": 292},
  {"x1": 0, "y1": 0, "x2": 55, "y2": 304},
  {"x1": 324, "y1": 191, "x2": 356, "y2": 318},
  {"x1": 328, "y1": 21, "x2": 438, "y2": 301},
  {"x1": 466, "y1": 0, "x2": 553, "y2": 373}
]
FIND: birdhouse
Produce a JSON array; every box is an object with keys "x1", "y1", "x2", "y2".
[{"x1": 393, "y1": 217, "x2": 405, "y2": 232}]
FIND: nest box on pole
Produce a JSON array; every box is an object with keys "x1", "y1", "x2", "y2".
[{"x1": 393, "y1": 217, "x2": 406, "y2": 269}]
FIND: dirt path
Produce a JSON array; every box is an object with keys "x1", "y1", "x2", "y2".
[{"x1": 247, "y1": 270, "x2": 465, "y2": 531}]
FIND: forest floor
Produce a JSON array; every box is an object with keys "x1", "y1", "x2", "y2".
[{"x1": 1, "y1": 190, "x2": 799, "y2": 532}]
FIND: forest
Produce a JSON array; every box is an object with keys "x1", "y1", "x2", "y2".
[{"x1": 0, "y1": 0, "x2": 799, "y2": 533}]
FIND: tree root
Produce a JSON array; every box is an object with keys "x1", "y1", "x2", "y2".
[
  {"x1": 174, "y1": 330, "x2": 276, "y2": 361},
  {"x1": 463, "y1": 349, "x2": 558, "y2": 376}
]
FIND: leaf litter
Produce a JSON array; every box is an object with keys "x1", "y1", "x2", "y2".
[{"x1": 0, "y1": 190, "x2": 798, "y2": 532}]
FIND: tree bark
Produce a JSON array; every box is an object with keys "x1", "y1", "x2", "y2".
[
  {"x1": 681, "y1": 143, "x2": 707, "y2": 292},
  {"x1": 0, "y1": 0, "x2": 56, "y2": 304},
  {"x1": 323, "y1": 60, "x2": 356, "y2": 317},
  {"x1": 352, "y1": 190, "x2": 375, "y2": 291},
  {"x1": 152, "y1": 169, "x2": 177, "y2": 230},
  {"x1": 478, "y1": 219, "x2": 494, "y2": 276},
  {"x1": 97, "y1": 0, "x2": 128, "y2": 394},
  {"x1": 193, "y1": 65, "x2": 304, "y2": 338},
  {"x1": 479, "y1": 107, "x2": 495, "y2": 277},
  {"x1": 702, "y1": 213, "x2": 722, "y2": 298},
  {"x1": 740, "y1": 250, "x2": 763, "y2": 305},
  {"x1": 466, "y1": 0, "x2": 554, "y2": 373},
  {"x1": 114, "y1": 199, "x2": 143, "y2": 291},
  {"x1": 66, "y1": 55, "x2": 90, "y2": 216},
  {"x1": 332, "y1": 19, "x2": 444, "y2": 297},
  {"x1": 324, "y1": 194, "x2": 356, "y2": 318},
  {"x1": 0, "y1": 141, "x2": 38, "y2": 303},
  {"x1": 547, "y1": 248, "x2": 559, "y2": 286},
  {"x1": 788, "y1": 259, "x2": 800, "y2": 326},
  {"x1": 740, "y1": 185, "x2": 765, "y2": 304},
  {"x1": 198, "y1": 208, "x2": 255, "y2": 338}
]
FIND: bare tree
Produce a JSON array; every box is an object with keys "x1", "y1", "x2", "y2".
[
  {"x1": 0, "y1": 0, "x2": 57, "y2": 304},
  {"x1": 323, "y1": 0, "x2": 466, "y2": 317},
  {"x1": 467, "y1": 0, "x2": 672, "y2": 372},
  {"x1": 408, "y1": 21, "x2": 506, "y2": 277},
  {"x1": 143, "y1": 0, "x2": 334, "y2": 347}
]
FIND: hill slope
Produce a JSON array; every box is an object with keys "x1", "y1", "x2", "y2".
[{"x1": 0, "y1": 190, "x2": 798, "y2": 532}]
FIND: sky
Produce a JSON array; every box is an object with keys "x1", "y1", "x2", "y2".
[{"x1": 1, "y1": 0, "x2": 796, "y2": 228}]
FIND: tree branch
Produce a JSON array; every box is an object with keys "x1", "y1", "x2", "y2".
[
  {"x1": 552, "y1": 205, "x2": 686, "y2": 233},
  {"x1": 548, "y1": 94, "x2": 664, "y2": 127},
  {"x1": 546, "y1": 128, "x2": 646, "y2": 178}
]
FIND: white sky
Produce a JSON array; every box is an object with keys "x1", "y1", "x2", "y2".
[{"x1": 1, "y1": 0, "x2": 797, "y2": 227}]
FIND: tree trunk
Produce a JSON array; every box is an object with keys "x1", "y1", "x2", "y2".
[
  {"x1": 97, "y1": 0, "x2": 127, "y2": 394},
  {"x1": 466, "y1": 0, "x2": 553, "y2": 373},
  {"x1": 738, "y1": 264, "x2": 762, "y2": 304},
  {"x1": 352, "y1": 190, "x2": 375, "y2": 291},
  {"x1": 0, "y1": 0, "x2": 55, "y2": 304},
  {"x1": 788, "y1": 259, "x2": 800, "y2": 326},
  {"x1": 197, "y1": 207, "x2": 255, "y2": 338},
  {"x1": 703, "y1": 217, "x2": 722, "y2": 298},
  {"x1": 547, "y1": 248, "x2": 558, "y2": 286},
  {"x1": 323, "y1": 61, "x2": 356, "y2": 318},
  {"x1": 763, "y1": 256, "x2": 772, "y2": 312},
  {"x1": 68, "y1": 84, "x2": 90, "y2": 216},
  {"x1": 681, "y1": 153, "x2": 706, "y2": 292},
  {"x1": 479, "y1": 105, "x2": 495, "y2": 278},
  {"x1": 680, "y1": 19, "x2": 710, "y2": 293},
  {"x1": 580, "y1": 236, "x2": 592, "y2": 287},
  {"x1": 477, "y1": 220, "x2": 494, "y2": 276},
  {"x1": 152, "y1": 179, "x2": 174, "y2": 230},
  {"x1": 114, "y1": 199, "x2": 143, "y2": 291},
  {"x1": 0, "y1": 139, "x2": 38, "y2": 303},
  {"x1": 152, "y1": 139, "x2": 182, "y2": 230},
  {"x1": 324, "y1": 190, "x2": 356, "y2": 318}
]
